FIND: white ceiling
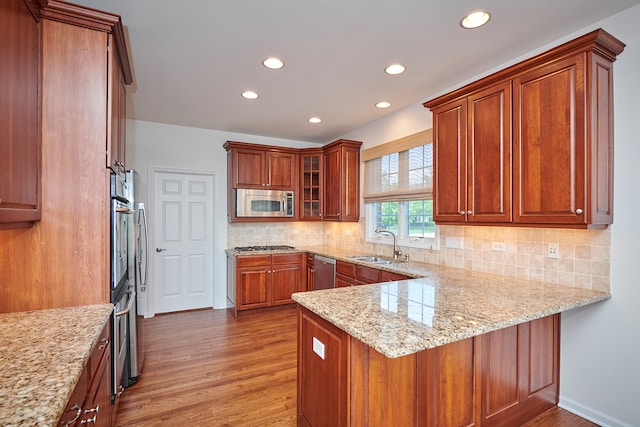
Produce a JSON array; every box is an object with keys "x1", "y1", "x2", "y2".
[{"x1": 70, "y1": 0, "x2": 639, "y2": 143}]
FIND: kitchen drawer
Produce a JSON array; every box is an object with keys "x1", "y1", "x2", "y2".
[
  {"x1": 380, "y1": 271, "x2": 410, "y2": 282},
  {"x1": 336, "y1": 260, "x2": 355, "y2": 276},
  {"x1": 272, "y1": 252, "x2": 302, "y2": 265},
  {"x1": 237, "y1": 255, "x2": 271, "y2": 267},
  {"x1": 355, "y1": 265, "x2": 380, "y2": 283},
  {"x1": 88, "y1": 321, "x2": 110, "y2": 384}
]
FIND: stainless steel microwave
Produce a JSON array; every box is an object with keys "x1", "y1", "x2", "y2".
[{"x1": 236, "y1": 189, "x2": 294, "y2": 217}]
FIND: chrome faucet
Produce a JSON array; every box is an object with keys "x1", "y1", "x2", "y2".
[{"x1": 375, "y1": 228, "x2": 403, "y2": 261}]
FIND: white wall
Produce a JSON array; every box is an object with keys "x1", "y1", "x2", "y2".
[
  {"x1": 341, "y1": 5, "x2": 640, "y2": 426},
  {"x1": 557, "y1": 6, "x2": 640, "y2": 427},
  {"x1": 126, "y1": 120, "x2": 319, "y2": 311}
]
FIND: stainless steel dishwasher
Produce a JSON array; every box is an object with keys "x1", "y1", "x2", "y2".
[{"x1": 313, "y1": 255, "x2": 336, "y2": 290}]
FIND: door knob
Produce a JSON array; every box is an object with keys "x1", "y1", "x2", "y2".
[{"x1": 156, "y1": 248, "x2": 167, "y2": 252}]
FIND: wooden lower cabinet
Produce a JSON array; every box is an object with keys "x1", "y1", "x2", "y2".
[
  {"x1": 297, "y1": 307, "x2": 559, "y2": 427},
  {"x1": 335, "y1": 260, "x2": 381, "y2": 287},
  {"x1": 58, "y1": 321, "x2": 111, "y2": 426},
  {"x1": 298, "y1": 307, "x2": 349, "y2": 427},
  {"x1": 231, "y1": 253, "x2": 304, "y2": 316}
]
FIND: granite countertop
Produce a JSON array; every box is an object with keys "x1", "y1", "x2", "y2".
[
  {"x1": 0, "y1": 304, "x2": 114, "y2": 427},
  {"x1": 290, "y1": 245, "x2": 611, "y2": 358}
]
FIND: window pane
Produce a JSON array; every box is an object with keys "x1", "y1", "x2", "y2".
[
  {"x1": 407, "y1": 200, "x2": 434, "y2": 238},
  {"x1": 374, "y1": 202, "x2": 399, "y2": 233},
  {"x1": 380, "y1": 153, "x2": 399, "y2": 192}
]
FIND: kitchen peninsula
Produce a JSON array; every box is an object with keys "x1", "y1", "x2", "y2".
[{"x1": 292, "y1": 247, "x2": 610, "y2": 426}]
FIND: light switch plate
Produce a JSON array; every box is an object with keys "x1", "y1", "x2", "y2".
[{"x1": 312, "y1": 337, "x2": 325, "y2": 360}]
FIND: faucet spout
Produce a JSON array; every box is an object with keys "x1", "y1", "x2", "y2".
[{"x1": 374, "y1": 228, "x2": 402, "y2": 260}]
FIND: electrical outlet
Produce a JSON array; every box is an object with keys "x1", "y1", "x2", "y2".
[
  {"x1": 345, "y1": 230, "x2": 352, "y2": 236},
  {"x1": 445, "y1": 237, "x2": 464, "y2": 249},
  {"x1": 292, "y1": 229, "x2": 299, "y2": 235},
  {"x1": 312, "y1": 337, "x2": 325, "y2": 360},
  {"x1": 492, "y1": 241, "x2": 505, "y2": 252},
  {"x1": 547, "y1": 243, "x2": 559, "y2": 259}
]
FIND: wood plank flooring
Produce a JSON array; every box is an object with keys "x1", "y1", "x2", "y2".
[{"x1": 115, "y1": 305, "x2": 598, "y2": 426}]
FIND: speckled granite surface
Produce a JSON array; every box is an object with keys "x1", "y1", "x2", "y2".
[
  {"x1": 290, "y1": 245, "x2": 610, "y2": 358},
  {"x1": 0, "y1": 304, "x2": 113, "y2": 427}
]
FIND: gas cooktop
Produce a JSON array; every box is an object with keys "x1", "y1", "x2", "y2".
[{"x1": 233, "y1": 245, "x2": 296, "y2": 252}]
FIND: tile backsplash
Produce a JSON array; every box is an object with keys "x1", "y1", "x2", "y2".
[{"x1": 228, "y1": 221, "x2": 611, "y2": 292}]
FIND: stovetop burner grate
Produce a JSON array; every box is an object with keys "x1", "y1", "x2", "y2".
[{"x1": 233, "y1": 245, "x2": 296, "y2": 252}]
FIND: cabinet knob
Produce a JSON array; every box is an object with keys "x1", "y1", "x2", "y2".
[
  {"x1": 467, "y1": 210, "x2": 472, "y2": 215},
  {"x1": 97, "y1": 338, "x2": 109, "y2": 350},
  {"x1": 460, "y1": 211, "x2": 466, "y2": 215},
  {"x1": 576, "y1": 208, "x2": 583, "y2": 215}
]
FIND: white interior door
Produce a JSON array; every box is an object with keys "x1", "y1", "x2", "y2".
[{"x1": 153, "y1": 171, "x2": 214, "y2": 313}]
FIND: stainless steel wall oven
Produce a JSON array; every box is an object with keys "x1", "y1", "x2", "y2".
[{"x1": 110, "y1": 173, "x2": 134, "y2": 402}]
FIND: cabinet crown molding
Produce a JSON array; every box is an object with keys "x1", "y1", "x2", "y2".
[
  {"x1": 423, "y1": 28, "x2": 625, "y2": 109},
  {"x1": 36, "y1": 0, "x2": 133, "y2": 85}
]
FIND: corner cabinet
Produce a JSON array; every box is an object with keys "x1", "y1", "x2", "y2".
[
  {"x1": 0, "y1": 0, "x2": 41, "y2": 229},
  {"x1": 323, "y1": 139, "x2": 362, "y2": 222},
  {"x1": 424, "y1": 29, "x2": 625, "y2": 229}
]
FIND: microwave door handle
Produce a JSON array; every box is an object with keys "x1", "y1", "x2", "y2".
[{"x1": 282, "y1": 195, "x2": 287, "y2": 215}]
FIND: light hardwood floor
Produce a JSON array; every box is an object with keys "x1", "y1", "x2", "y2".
[{"x1": 115, "y1": 306, "x2": 598, "y2": 426}]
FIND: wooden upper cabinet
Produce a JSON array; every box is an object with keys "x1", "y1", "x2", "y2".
[
  {"x1": 299, "y1": 149, "x2": 324, "y2": 221},
  {"x1": 425, "y1": 29, "x2": 624, "y2": 229},
  {"x1": 0, "y1": 0, "x2": 41, "y2": 228},
  {"x1": 431, "y1": 81, "x2": 511, "y2": 224},
  {"x1": 225, "y1": 142, "x2": 297, "y2": 190},
  {"x1": 468, "y1": 82, "x2": 512, "y2": 223},
  {"x1": 323, "y1": 139, "x2": 362, "y2": 222},
  {"x1": 107, "y1": 36, "x2": 128, "y2": 175},
  {"x1": 513, "y1": 52, "x2": 616, "y2": 227},
  {"x1": 431, "y1": 98, "x2": 467, "y2": 223}
]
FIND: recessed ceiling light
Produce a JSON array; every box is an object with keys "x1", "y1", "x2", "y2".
[
  {"x1": 308, "y1": 117, "x2": 322, "y2": 124},
  {"x1": 385, "y1": 64, "x2": 405, "y2": 75},
  {"x1": 376, "y1": 101, "x2": 391, "y2": 109},
  {"x1": 263, "y1": 57, "x2": 284, "y2": 70},
  {"x1": 241, "y1": 90, "x2": 259, "y2": 99},
  {"x1": 461, "y1": 11, "x2": 491, "y2": 29}
]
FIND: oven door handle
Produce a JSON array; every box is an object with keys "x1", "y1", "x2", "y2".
[{"x1": 115, "y1": 289, "x2": 136, "y2": 317}]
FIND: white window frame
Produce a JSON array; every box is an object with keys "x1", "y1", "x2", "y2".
[{"x1": 365, "y1": 202, "x2": 439, "y2": 250}]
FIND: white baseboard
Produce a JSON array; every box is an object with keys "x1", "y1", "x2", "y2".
[{"x1": 559, "y1": 396, "x2": 634, "y2": 427}]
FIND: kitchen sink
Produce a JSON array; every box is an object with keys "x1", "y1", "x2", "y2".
[{"x1": 349, "y1": 255, "x2": 396, "y2": 265}]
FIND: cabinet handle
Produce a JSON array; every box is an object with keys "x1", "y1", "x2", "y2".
[
  {"x1": 97, "y1": 338, "x2": 109, "y2": 351},
  {"x1": 576, "y1": 208, "x2": 583, "y2": 214},
  {"x1": 80, "y1": 415, "x2": 97, "y2": 424},
  {"x1": 460, "y1": 211, "x2": 466, "y2": 215},
  {"x1": 60, "y1": 404, "x2": 82, "y2": 426},
  {"x1": 467, "y1": 210, "x2": 472, "y2": 215}
]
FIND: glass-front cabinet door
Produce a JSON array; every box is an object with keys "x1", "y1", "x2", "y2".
[{"x1": 300, "y1": 150, "x2": 323, "y2": 221}]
